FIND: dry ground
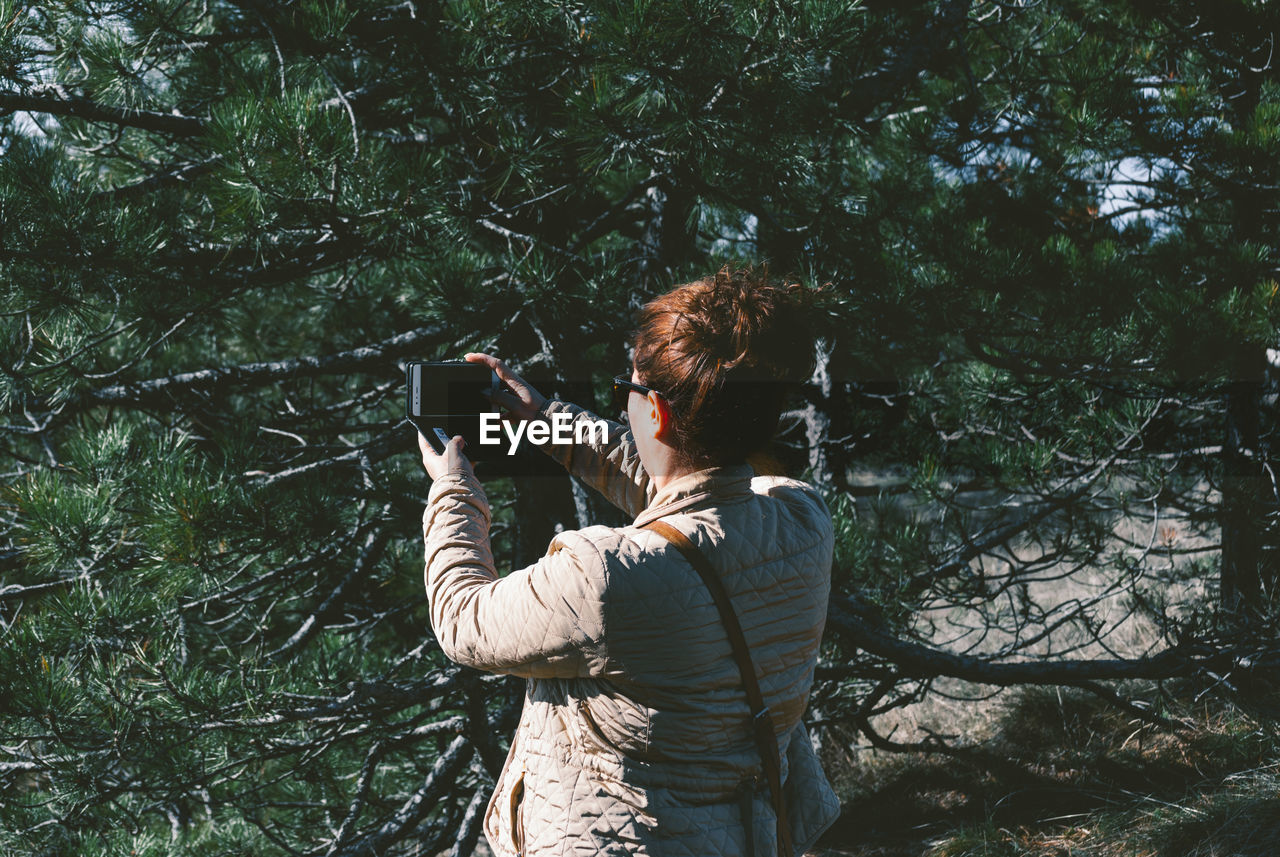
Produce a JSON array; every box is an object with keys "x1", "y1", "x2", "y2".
[{"x1": 807, "y1": 475, "x2": 1279, "y2": 857}]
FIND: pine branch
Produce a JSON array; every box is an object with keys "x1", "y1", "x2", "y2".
[
  {"x1": 196, "y1": 673, "x2": 465, "y2": 731},
  {"x1": 827, "y1": 594, "x2": 1263, "y2": 685},
  {"x1": 81, "y1": 323, "x2": 448, "y2": 408},
  {"x1": 0, "y1": 89, "x2": 206, "y2": 136},
  {"x1": 335, "y1": 733, "x2": 472, "y2": 857},
  {"x1": 0, "y1": 234, "x2": 403, "y2": 302},
  {"x1": 447, "y1": 787, "x2": 489, "y2": 857},
  {"x1": 266, "y1": 524, "x2": 391, "y2": 662},
  {"x1": 94, "y1": 158, "x2": 222, "y2": 201},
  {"x1": 249, "y1": 428, "x2": 402, "y2": 485},
  {"x1": 324, "y1": 739, "x2": 390, "y2": 857}
]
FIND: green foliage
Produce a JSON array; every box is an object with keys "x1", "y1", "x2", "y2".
[{"x1": 1, "y1": 0, "x2": 1278, "y2": 854}]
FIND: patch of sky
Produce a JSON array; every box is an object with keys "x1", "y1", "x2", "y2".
[
  {"x1": 703, "y1": 207, "x2": 759, "y2": 257},
  {"x1": 1094, "y1": 155, "x2": 1178, "y2": 231}
]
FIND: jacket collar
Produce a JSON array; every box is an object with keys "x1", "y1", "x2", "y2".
[{"x1": 633, "y1": 463, "x2": 755, "y2": 527}]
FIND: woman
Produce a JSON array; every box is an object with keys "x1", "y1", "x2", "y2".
[{"x1": 418, "y1": 267, "x2": 840, "y2": 856}]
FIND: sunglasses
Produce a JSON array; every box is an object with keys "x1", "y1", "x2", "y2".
[{"x1": 611, "y1": 375, "x2": 663, "y2": 415}]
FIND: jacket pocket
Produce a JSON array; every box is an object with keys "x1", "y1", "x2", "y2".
[
  {"x1": 577, "y1": 697, "x2": 613, "y2": 751},
  {"x1": 509, "y1": 773, "x2": 525, "y2": 855}
]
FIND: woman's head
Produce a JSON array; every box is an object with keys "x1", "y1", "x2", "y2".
[{"x1": 630, "y1": 266, "x2": 820, "y2": 468}]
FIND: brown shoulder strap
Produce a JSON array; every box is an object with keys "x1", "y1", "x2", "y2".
[{"x1": 641, "y1": 519, "x2": 794, "y2": 857}]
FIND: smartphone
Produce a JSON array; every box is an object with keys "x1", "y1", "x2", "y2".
[{"x1": 406, "y1": 361, "x2": 501, "y2": 455}]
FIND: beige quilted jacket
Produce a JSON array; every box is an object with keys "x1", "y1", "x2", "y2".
[{"x1": 422, "y1": 399, "x2": 840, "y2": 856}]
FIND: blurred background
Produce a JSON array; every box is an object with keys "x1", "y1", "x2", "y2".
[{"x1": 1, "y1": 1, "x2": 1277, "y2": 854}]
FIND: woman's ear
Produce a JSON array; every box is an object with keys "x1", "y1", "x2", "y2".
[{"x1": 649, "y1": 391, "x2": 676, "y2": 441}]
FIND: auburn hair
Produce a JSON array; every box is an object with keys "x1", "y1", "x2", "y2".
[{"x1": 631, "y1": 266, "x2": 819, "y2": 467}]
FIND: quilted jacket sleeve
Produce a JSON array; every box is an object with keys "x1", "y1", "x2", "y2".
[
  {"x1": 537, "y1": 399, "x2": 654, "y2": 518},
  {"x1": 423, "y1": 468, "x2": 607, "y2": 678}
]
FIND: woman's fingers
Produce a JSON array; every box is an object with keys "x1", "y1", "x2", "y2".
[
  {"x1": 444, "y1": 434, "x2": 467, "y2": 468},
  {"x1": 418, "y1": 430, "x2": 441, "y2": 472},
  {"x1": 490, "y1": 388, "x2": 526, "y2": 411},
  {"x1": 464, "y1": 352, "x2": 546, "y2": 419},
  {"x1": 418, "y1": 430, "x2": 471, "y2": 481},
  {"x1": 464, "y1": 351, "x2": 509, "y2": 380},
  {"x1": 466, "y1": 352, "x2": 525, "y2": 394}
]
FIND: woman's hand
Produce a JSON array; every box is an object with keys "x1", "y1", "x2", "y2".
[
  {"x1": 465, "y1": 352, "x2": 548, "y2": 421},
  {"x1": 418, "y1": 432, "x2": 473, "y2": 481}
]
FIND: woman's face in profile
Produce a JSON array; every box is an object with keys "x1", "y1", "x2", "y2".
[{"x1": 624, "y1": 368, "x2": 646, "y2": 429}]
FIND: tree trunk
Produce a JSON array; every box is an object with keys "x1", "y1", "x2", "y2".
[
  {"x1": 1220, "y1": 349, "x2": 1275, "y2": 622},
  {"x1": 637, "y1": 177, "x2": 696, "y2": 291},
  {"x1": 512, "y1": 474, "x2": 579, "y2": 569}
]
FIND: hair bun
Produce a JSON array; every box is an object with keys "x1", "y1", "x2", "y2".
[
  {"x1": 705, "y1": 265, "x2": 818, "y2": 384},
  {"x1": 631, "y1": 265, "x2": 824, "y2": 467}
]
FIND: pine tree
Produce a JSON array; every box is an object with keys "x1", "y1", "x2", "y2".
[
  {"x1": 1, "y1": 2, "x2": 1276, "y2": 854},
  {"x1": 797, "y1": 0, "x2": 1280, "y2": 744}
]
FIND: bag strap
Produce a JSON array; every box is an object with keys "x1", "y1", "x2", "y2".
[{"x1": 641, "y1": 519, "x2": 794, "y2": 857}]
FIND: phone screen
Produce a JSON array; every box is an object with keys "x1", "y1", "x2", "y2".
[{"x1": 408, "y1": 362, "x2": 495, "y2": 418}]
